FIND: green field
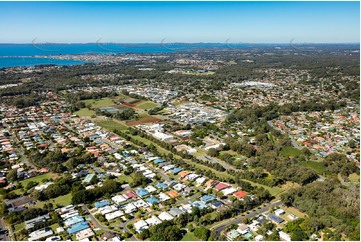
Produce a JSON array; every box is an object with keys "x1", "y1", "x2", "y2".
[
  {"x1": 36, "y1": 193, "x2": 72, "y2": 208},
  {"x1": 14, "y1": 222, "x2": 25, "y2": 233},
  {"x1": 281, "y1": 206, "x2": 307, "y2": 218},
  {"x1": 348, "y1": 173, "x2": 360, "y2": 183},
  {"x1": 20, "y1": 173, "x2": 58, "y2": 189},
  {"x1": 50, "y1": 223, "x2": 60, "y2": 232},
  {"x1": 219, "y1": 150, "x2": 247, "y2": 161},
  {"x1": 280, "y1": 146, "x2": 302, "y2": 157},
  {"x1": 136, "y1": 101, "x2": 159, "y2": 110},
  {"x1": 298, "y1": 161, "x2": 326, "y2": 174},
  {"x1": 241, "y1": 178, "x2": 284, "y2": 197},
  {"x1": 117, "y1": 175, "x2": 134, "y2": 184},
  {"x1": 82, "y1": 97, "x2": 115, "y2": 108},
  {"x1": 181, "y1": 232, "x2": 200, "y2": 241},
  {"x1": 74, "y1": 108, "x2": 96, "y2": 117},
  {"x1": 95, "y1": 120, "x2": 128, "y2": 131}
]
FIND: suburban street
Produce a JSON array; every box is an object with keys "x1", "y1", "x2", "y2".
[
  {"x1": 267, "y1": 121, "x2": 302, "y2": 149},
  {"x1": 199, "y1": 155, "x2": 241, "y2": 172},
  {"x1": 82, "y1": 205, "x2": 109, "y2": 231},
  {"x1": 211, "y1": 200, "x2": 282, "y2": 238}
]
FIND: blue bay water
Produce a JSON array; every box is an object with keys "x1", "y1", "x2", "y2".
[
  {"x1": 0, "y1": 57, "x2": 84, "y2": 68},
  {"x1": 0, "y1": 43, "x2": 247, "y2": 68}
]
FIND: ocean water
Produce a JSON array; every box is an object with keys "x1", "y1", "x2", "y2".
[
  {"x1": 0, "y1": 43, "x2": 247, "y2": 68},
  {"x1": 0, "y1": 57, "x2": 84, "y2": 68},
  {"x1": 0, "y1": 43, "x2": 173, "y2": 68}
]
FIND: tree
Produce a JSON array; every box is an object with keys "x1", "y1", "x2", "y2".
[
  {"x1": 71, "y1": 190, "x2": 90, "y2": 204},
  {"x1": 0, "y1": 201, "x2": 6, "y2": 216},
  {"x1": 26, "y1": 181, "x2": 39, "y2": 190},
  {"x1": 194, "y1": 227, "x2": 210, "y2": 241},
  {"x1": 123, "y1": 232, "x2": 131, "y2": 238},
  {"x1": 6, "y1": 169, "x2": 18, "y2": 182},
  {"x1": 242, "y1": 217, "x2": 249, "y2": 224},
  {"x1": 348, "y1": 139, "x2": 356, "y2": 149},
  {"x1": 291, "y1": 230, "x2": 307, "y2": 241},
  {"x1": 207, "y1": 148, "x2": 219, "y2": 157},
  {"x1": 138, "y1": 229, "x2": 150, "y2": 240}
]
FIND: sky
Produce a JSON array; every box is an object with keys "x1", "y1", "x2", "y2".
[{"x1": 0, "y1": 1, "x2": 359, "y2": 43}]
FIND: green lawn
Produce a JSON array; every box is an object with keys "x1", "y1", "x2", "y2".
[
  {"x1": 281, "y1": 206, "x2": 307, "y2": 218},
  {"x1": 136, "y1": 101, "x2": 159, "y2": 110},
  {"x1": 14, "y1": 222, "x2": 25, "y2": 233},
  {"x1": 82, "y1": 97, "x2": 115, "y2": 108},
  {"x1": 74, "y1": 108, "x2": 96, "y2": 117},
  {"x1": 50, "y1": 223, "x2": 60, "y2": 232},
  {"x1": 219, "y1": 150, "x2": 247, "y2": 161},
  {"x1": 20, "y1": 173, "x2": 58, "y2": 189},
  {"x1": 348, "y1": 173, "x2": 360, "y2": 183},
  {"x1": 280, "y1": 146, "x2": 302, "y2": 157},
  {"x1": 117, "y1": 175, "x2": 134, "y2": 184},
  {"x1": 181, "y1": 232, "x2": 200, "y2": 241},
  {"x1": 299, "y1": 161, "x2": 326, "y2": 174},
  {"x1": 12, "y1": 188, "x2": 23, "y2": 195},
  {"x1": 36, "y1": 193, "x2": 72, "y2": 208},
  {"x1": 241, "y1": 179, "x2": 284, "y2": 197},
  {"x1": 95, "y1": 120, "x2": 128, "y2": 131}
]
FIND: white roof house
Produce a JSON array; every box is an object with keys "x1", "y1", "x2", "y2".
[
  {"x1": 105, "y1": 210, "x2": 124, "y2": 221},
  {"x1": 61, "y1": 211, "x2": 79, "y2": 220},
  {"x1": 152, "y1": 132, "x2": 174, "y2": 141},
  {"x1": 99, "y1": 205, "x2": 118, "y2": 215},
  {"x1": 179, "y1": 204, "x2": 193, "y2": 213},
  {"x1": 112, "y1": 195, "x2": 127, "y2": 204},
  {"x1": 162, "y1": 165, "x2": 175, "y2": 171},
  {"x1": 145, "y1": 185, "x2": 157, "y2": 193},
  {"x1": 173, "y1": 183, "x2": 186, "y2": 191},
  {"x1": 75, "y1": 228, "x2": 94, "y2": 241},
  {"x1": 28, "y1": 229, "x2": 54, "y2": 241},
  {"x1": 186, "y1": 173, "x2": 199, "y2": 181},
  {"x1": 45, "y1": 236, "x2": 62, "y2": 241},
  {"x1": 145, "y1": 173, "x2": 156, "y2": 178},
  {"x1": 142, "y1": 169, "x2": 153, "y2": 175},
  {"x1": 158, "y1": 211, "x2": 174, "y2": 221},
  {"x1": 122, "y1": 203, "x2": 137, "y2": 214},
  {"x1": 145, "y1": 216, "x2": 162, "y2": 227},
  {"x1": 158, "y1": 193, "x2": 170, "y2": 202},
  {"x1": 60, "y1": 205, "x2": 75, "y2": 214},
  {"x1": 133, "y1": 199, "x2": 149, "y2": 208},
  {"x1": 196, "y1": 177, "x2": 207, "y2": 185},
  {"x1": 222, "y1": 187, "x2": 237, "y2": 196},
  {"x1": 274, "y1": 209, "x2": 285, "y2": 216},
  {"x1": 134, "y1": 220, "x2": 149, "y2": 233},
  {"x1": 236, "y1": 224, "x2": 250, "y2": 235},
  {"x1": 279, "y1": 231, "x2": 291, "y2": 241},
  {"x1": 34, "y1": 182, "x2": 54, "y2": 192}
]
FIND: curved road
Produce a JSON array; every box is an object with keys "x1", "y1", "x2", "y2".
[{"x1": 211, "y1": 200, "x2": 282, "y2": 238}]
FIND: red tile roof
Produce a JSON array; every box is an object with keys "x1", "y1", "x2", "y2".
[
  {"x1": 126, "y1": 191, "x2": 138, "y2": 199},
  {"x1": 215, "y1": 183, "x2": 229, "y2": 191},
  {"x1": 233, "y1": 190, "x2": 248, "y2": 199}
]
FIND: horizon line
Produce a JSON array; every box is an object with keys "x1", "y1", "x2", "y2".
[{"x1": 0, "y1": 42, "x2": 360, "y2": 45}]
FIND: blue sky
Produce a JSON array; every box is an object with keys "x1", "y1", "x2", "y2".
[{"x1": 0, "y1": 1, "x2": 359, "y2": 43}]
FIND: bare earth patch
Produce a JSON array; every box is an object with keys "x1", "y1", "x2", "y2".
[{"x1": 126, "y1": 117, "x2": 161, "y2": 126}]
